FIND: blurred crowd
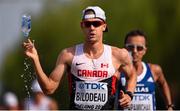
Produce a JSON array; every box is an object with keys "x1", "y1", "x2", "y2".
[{"x1": 0, "y1": 80, "x2": 58, "y2": 110}]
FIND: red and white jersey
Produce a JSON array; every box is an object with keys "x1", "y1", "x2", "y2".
[
  {"x1": 68, "y1": 43, "x2": 117, "y2": 110},
  {"x1": 71, "y1": 43, "x2": 115, "y2": 81}
]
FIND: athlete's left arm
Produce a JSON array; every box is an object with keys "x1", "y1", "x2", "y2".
[
  {"x1": 112, "y1": 47, "x2": 137, "y2": 108},
  {"x1": 150, "y1": 64, "x2": 173, "y2": 110},
  {"x1": 118, "y1": 48, "x2": 136, "y2": 94}
]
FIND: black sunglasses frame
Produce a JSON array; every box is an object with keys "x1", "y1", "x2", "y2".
[{"x1": 83, "y1": 21, "x2": 104, "y2": 28}]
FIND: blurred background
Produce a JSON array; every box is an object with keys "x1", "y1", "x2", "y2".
[{"x1": 0, "y1": 0, "x2": 179, "y2": 109}]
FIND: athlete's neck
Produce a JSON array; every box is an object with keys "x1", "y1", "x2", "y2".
[
  {"x1": 83, "y1": 42, "x2": 104, "y2": 59},
  {"x1": 133, "y1": 61, "x2": 143, "y2": 76}
]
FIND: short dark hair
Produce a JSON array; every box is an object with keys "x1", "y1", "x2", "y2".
[{"x1": 124, "y1": 29, "x2": 147, "y2": 46}]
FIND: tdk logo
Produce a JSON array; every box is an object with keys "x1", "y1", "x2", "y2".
[
  {"x1": 134, "y1": 95, "x2": 151, "y2": 101},
  {"x1": 78, "y1": 83, "x2": 105, "y2": 90}
]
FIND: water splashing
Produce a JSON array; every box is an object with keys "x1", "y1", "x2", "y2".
[{"x1": 20, "y1": 57, "x2": 36, "y2": 109}]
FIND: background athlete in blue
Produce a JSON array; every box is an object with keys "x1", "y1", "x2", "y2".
[{"x1": 116, "y1": 29, "x2": 173, "y2": 110}]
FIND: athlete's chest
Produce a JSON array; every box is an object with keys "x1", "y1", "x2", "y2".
[
  {"x1": 71, "y1": 56, "x2": 114, "y2": 80},
  {"x1": 71, "y1": 44, "x2": 115, "y2": 81}
]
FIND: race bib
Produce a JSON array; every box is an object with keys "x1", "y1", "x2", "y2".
[
  {"x1": 74, "y1": 81, "x2": 108, "y2": 110},
  {"x1": 125, "y1": 94, "x2": 153, "y2": 110}
]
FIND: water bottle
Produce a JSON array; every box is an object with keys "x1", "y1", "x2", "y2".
[{"x1": 22, "y1": 14, "x2": 31, "y2": 37}]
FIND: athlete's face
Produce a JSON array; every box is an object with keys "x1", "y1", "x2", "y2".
[
  {"x1": 81, "y1": 18, "x2": 107, "y2": 43},
  {"x1": 125, "y1": 36, "x2": 147, "y2": 63}
]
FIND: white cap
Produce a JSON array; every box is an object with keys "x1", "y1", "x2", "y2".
[
  {"x1": 82, "y1": 6, "x2": 106, "y2": 21},
  {"x1": 4, "y1": 92, "x2": 18, "y2": 107},
  {"x1": 82, "y1": 6, "x2": 108, "y2": 32},
  {"x1": 31, "y1": 80, "x2": 43, "y2": 93}
]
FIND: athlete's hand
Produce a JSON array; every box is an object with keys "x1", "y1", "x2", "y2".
[
  {"x1": 119, "y1": 90, "x2": 131, "y2": 108},
  {"x1": 23, "y1": 39, "x2": 38, "y2": 60}
]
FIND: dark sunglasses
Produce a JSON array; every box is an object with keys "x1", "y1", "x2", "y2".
[
  {"x1": 83, "y1": 21, "x2": 104, "y2": 28},
  {"x1": 125, "y1": 44, "x2": 146, "y2": 51}
]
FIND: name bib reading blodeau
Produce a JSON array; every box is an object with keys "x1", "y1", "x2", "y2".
[
  {"x1": 75, "y1": 81, "x2": 108, "y2": 110},
  {"x1": 125, "y1": 94, "x2": 153, "y2": 110}
]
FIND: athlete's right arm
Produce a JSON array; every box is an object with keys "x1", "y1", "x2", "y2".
[{"x1": 23, "y1": 39, "x2": 73, "y2": 94}]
